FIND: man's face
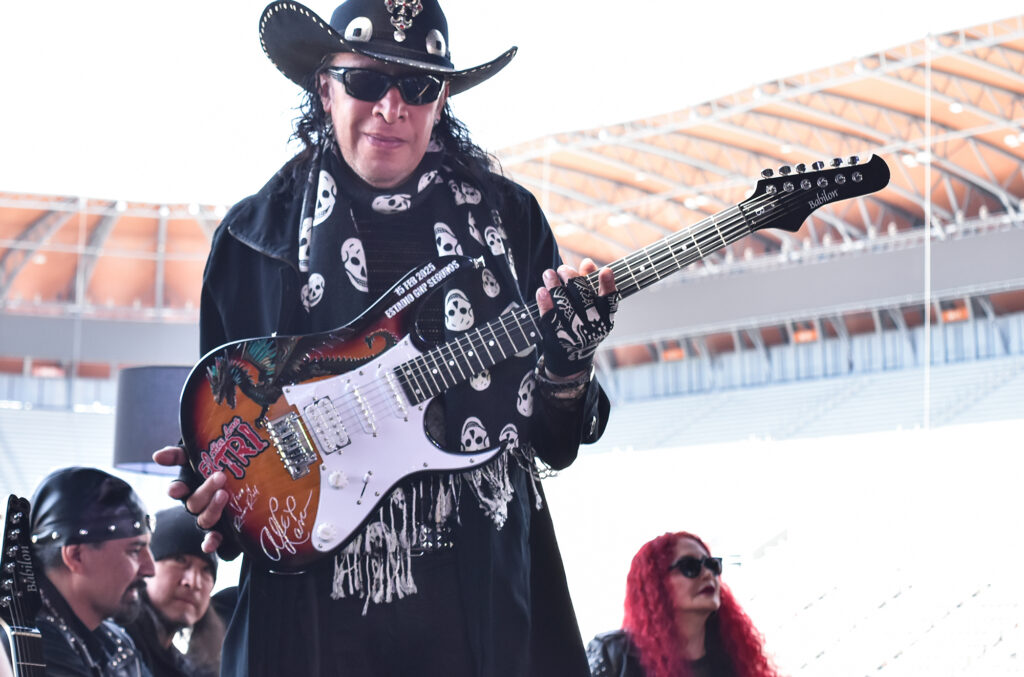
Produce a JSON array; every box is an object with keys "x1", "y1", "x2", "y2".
[
  {"x1": 319, "y1": 52, "x2": 448, "y2": 189},
  {"x1": 145, "y1": 554, "x2": 215, "y2": 628},
  {"x1": 76, "y1": 534, "x2": 155, "y2": 622}
]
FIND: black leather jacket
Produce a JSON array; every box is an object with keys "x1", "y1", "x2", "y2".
[
  {"x1": 587, "y1": 630, "x2": 645, "y2": 677},
  {"x1": 35, "y1": 576, "x2": 152, "y2": 677}
]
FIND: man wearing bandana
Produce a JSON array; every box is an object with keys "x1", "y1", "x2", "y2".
[
  {"x1": 156, "y1": 1, "x2": 618, "y2": 675},
  {"x1": 27, "y1": 467, "x2": 155, "y2": 677}
]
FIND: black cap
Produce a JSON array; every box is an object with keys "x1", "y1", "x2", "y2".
[
  {"x1": 149, "y1": 506, "x2": 217, "y2": 578},
  {"x1": 30, "y1": 467, "x2": 151, "y2": 546}
]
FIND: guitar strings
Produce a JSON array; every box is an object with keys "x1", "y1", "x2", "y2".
[{"x1": 385, "y1": 185, "x2": 786, "y2": 406}]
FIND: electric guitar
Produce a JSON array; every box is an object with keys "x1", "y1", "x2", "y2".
[
  {"x1": 0, "y1": 496, "x2": 44, "y2": 677},
  {"x1": 180, "y1": 155, "x2": 891, "y2": 571}
]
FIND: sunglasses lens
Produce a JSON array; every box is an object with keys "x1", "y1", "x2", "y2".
[
  {"x1": 397, "y1": 75, "x2": 442, "y2": 105},
  {"x1": 675, "y1": 557, "x2": 702, "y2": 578},
  {"x1": 707, "y1": 557, "x2": 723, "y2": 576},
  {"x1": 342, "y1": 70, "x2": 392, "y2": 101}
]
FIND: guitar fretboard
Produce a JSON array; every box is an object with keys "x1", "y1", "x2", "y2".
[{"x1": 2, "y1": 627, "x2": 44, "y2": 677}]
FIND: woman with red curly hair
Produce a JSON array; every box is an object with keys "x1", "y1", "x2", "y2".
[{"x1": 586, "y1": 532, "x2": 778, "y2": 677}]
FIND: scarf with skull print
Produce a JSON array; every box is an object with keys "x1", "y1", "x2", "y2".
[{"x1": 297, "y1": 137, "x2": 544, "y2": 612}]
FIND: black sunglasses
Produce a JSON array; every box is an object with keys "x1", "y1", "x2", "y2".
[
  {"x1": 325, "y1": 67, "x2": 445, "y2": 106},
  {"x1": 669, "y1": 556, "x2": 723, "y2": 579}
]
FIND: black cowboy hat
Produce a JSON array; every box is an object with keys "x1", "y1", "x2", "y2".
[{"x1": 260, "y1": 0, "x2": 517, "y2": 95}]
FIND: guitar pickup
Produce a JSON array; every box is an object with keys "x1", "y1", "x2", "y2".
[
  {"x1": 265, "y1": 412, "x2": 318, "y2": 480},
  {"x1": 303, "y1": 396, "x2": 350, "y2": 454}
]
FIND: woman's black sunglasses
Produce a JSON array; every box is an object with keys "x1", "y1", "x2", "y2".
[
  {"x1": 669, "y1": 556, "x2": 723, "y2": 579},
  {"x1": 325, "y1": 67, "x2": 444, "y2": 106}
]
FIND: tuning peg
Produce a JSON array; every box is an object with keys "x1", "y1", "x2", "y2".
[
  {"x1": 1, "y1": 579, "x2": 11, "y2": 590},
  {"x1": 831, "y1": 157, "x2": 843, "y2": 167},
  {"x1": 812, "y1": 160, "x2": 825, "y2": 171},
  {"x1": 779, "y1": 165, "x2": 792, "y2": 175},
  {"x1": 2, "y1": 562, "x2": 12, "y2": 574},
  {"x1": 795, "y1": 163, "x2": 807, "y2": 173},
  {"x1": 761, "y1": 168, "x2": 774, "y2": 178},
  {"x1": 849, "y1": 155, "x2": 860, "y2": 165}
]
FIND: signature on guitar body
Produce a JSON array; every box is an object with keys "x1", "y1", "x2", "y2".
[{"x1": 180, "y1": 155, "x2": 891, "y2": 572}]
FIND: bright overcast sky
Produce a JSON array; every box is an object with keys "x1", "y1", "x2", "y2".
[{"x1": 1, "y1": 1, "x2": 1020, "y2": 206}]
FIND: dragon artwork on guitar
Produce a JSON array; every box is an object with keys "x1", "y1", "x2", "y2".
[
  {"x1": 0, "y1": 495, "x2": 45, "y2": 677},
  {"x1": 180, "y1": 155, "x2": 891, "y2": 572}
]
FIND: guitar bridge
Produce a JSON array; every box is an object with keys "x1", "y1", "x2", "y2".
[{"x1": 266, "y1": 412, "x2": 318, "y2": 480}]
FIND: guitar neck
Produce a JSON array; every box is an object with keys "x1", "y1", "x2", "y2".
[
  {"x1": 2, "y1": 626, "x2": 44, "y2": 677},
  {"x1": 396, "y1": 204, "x2": 752, "y2": 404},
  {"x1": 590, "y1": 203, "x2": 752, "y2": 300},
  {"x1": 395, "y1": 155, "x2": 890, "y2": 404}
]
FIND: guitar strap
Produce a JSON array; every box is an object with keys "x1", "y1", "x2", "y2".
[{"x1": 294, "y1": 137, "x2": 543, "y2": 612}]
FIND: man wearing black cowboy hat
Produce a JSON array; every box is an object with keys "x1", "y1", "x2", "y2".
[
  {"x1": 28, "y1": 467, "x2": 155, "y2": 677},
  {"x1": 156, "y1": 1, "x2": 618, "y2": 675},
  {"x1": 120, "y1": 507, "x2": 220, "y2": 677}
]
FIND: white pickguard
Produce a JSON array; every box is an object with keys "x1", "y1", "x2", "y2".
[{"x1": 280, "y1": 335, "x2": 500, "y2": 554}]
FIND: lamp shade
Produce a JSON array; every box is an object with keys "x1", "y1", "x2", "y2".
[{"x1": 113, "y1": 365, "x2": 190, "y2": 474}]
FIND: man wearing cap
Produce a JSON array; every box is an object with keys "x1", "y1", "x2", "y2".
[
  {"x1": 28, "y1": 467, "x2": 154, "y2": 677},
  {"x1": 156, "y1": 1, "x2": 618, "y2": 675},
  {"x1": 121, "y1": 507, "x2": 219, "y2": 677}
]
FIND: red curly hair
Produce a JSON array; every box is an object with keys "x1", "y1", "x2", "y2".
[{"x1": 622, "y1": 532, "x2": 777, "y2": 677}]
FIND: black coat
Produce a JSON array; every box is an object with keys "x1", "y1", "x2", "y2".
[{"x1": 201, "y1": 162, "x2": 609, "y2": 677}]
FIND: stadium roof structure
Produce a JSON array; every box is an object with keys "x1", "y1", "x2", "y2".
[{"x1": 1, "y1": 14, "x2": 1023, "y2": 375}]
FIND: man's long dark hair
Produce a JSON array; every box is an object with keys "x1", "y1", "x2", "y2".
[{"x1": 285, "y1": 64, "x2": 502, "y2": 201}]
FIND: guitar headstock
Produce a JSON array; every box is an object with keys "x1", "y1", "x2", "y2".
[
  {"x1": 0, "y1": 495, "x2": 42, "y2": 629},
  {"x1": 742, "y1": 155, "x2": 890, "y2": 233}
]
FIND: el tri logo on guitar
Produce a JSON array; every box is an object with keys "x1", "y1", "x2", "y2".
[
  {"x1": 180, "y1": 155, "x2": 891, "y2": 572},
  {"x1": 1, "y1": 495, "x2": 44, "y2": 677}
]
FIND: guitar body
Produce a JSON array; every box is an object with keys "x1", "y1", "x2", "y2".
[
  {"x1": 180, "y1": 256, "x2": 499, "y2": 571},
  {"x1": 1, "y1": 495, "x2": 45, "y2": 677}
]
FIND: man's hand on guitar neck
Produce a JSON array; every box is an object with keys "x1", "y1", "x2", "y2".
[
  {"x1": 535, "y1": 257, "x2": 618, "y2": 381},
  {"x1": 152, "y1": 446, "x2": 227, "y2": 554}
]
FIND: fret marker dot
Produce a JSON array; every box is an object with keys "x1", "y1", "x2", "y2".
[{"x1": 448, "y1": 360, "x2": 455, "y2": 366}]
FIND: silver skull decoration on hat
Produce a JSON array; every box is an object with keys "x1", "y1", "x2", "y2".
[{"x1": 385, "y1": 0, "x2": 423, "y2": 42}]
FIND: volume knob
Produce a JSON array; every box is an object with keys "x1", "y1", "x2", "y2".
[{"x1": 316, "y1": 523, "x2": 337, "y2": 542}]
